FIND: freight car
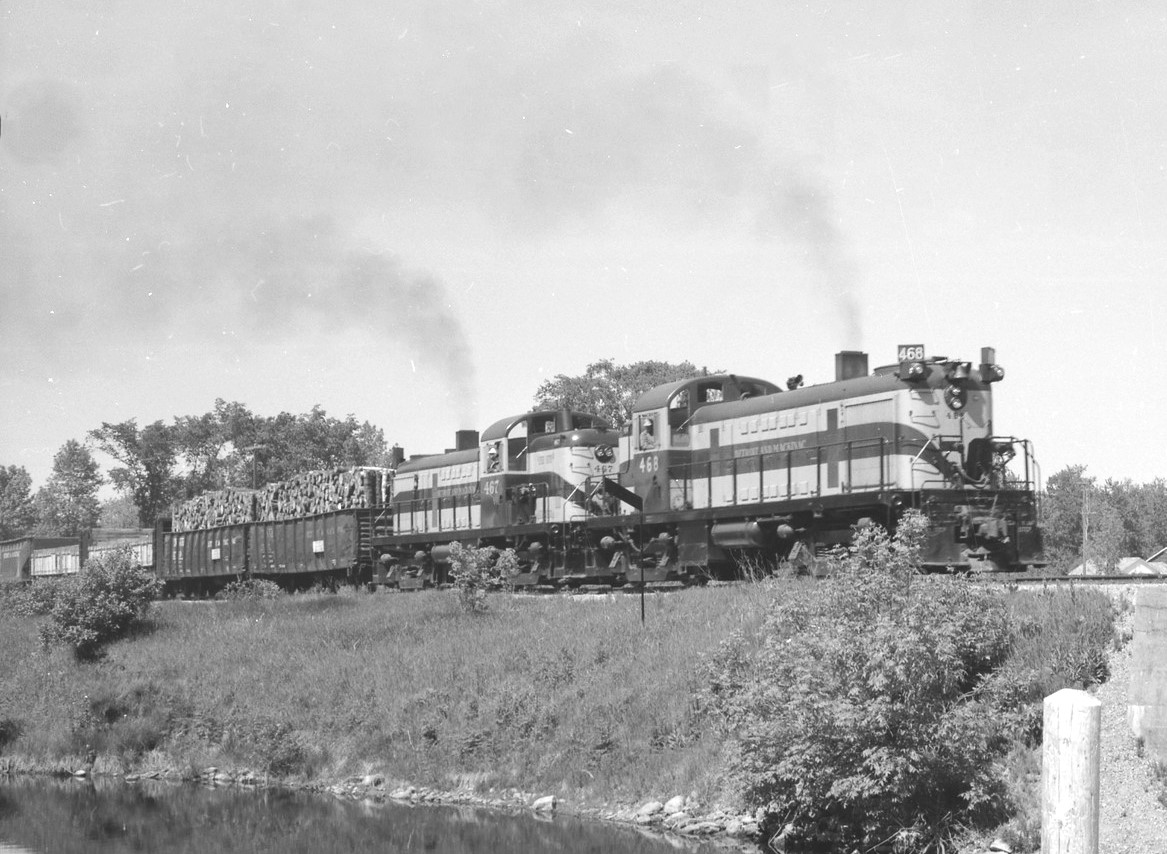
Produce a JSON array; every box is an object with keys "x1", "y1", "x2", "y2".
[
  {"x1": 26, "y1": 529, "x2": 157, "y2": 581},
  {"x1": 371, "y1": 345, "x2": 1043, "y2": 587},
  {"x1": 0, "y1": 530, "x2": 158, "y2": 584},
  {"x1": 1, "y1": 536, "x2": 79, "y2": 584},
  {"x1": 155, "y1": 507, "x2": 392, "y2": 596}
]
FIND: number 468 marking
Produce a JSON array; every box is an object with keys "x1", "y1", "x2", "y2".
[
  {"x1": 638, "y1": 455, "x2": 659, "y2": 474},
  {"x1": 897, "y1": 344, "x2": 925, "y2": 361}
]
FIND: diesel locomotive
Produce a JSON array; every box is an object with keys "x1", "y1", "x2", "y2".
[{"x1": 372, "y1": 345, "x2": 1043, "y2": 587}]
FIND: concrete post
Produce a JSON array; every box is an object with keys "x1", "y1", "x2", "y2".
[
  {"x1": 1129, "y1": 587, "x2": 1167, "y2": 760},
  {"x1": 1042, "y1": 688, "x2": 1101, "y2": 854}
]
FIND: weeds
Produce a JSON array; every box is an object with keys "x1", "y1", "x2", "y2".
[
  {"x1": 447, "y1": 542, "x2": 517, "y2": 613},
  {"x1": 217, "y1": 579, "x2": 284, "y2": 601}
]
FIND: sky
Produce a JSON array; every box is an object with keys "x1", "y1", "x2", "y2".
[{"x1": 3, "y1": 1, "x2": 1166, "y2": 492}]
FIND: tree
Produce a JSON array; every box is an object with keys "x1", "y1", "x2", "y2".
[
  {"x1": 89, "y1": 420, "x2": 178, "y2": 527},
  {"x1": 32, "y1": 441, "x2": 103, "y2": 537},
  {"x1": 1040, "y1": 466, "x2": 1125, "y2": 573},
  {"x1": 170, "y1": 399, "x2": 260, "y2": 497},
  {"x1": 533, "y1": 359, "x2": 715, "y2": 428},
  {"x1": 1040, "y1": 466, "x2": 1090, "y2": 568},
  {"x1": 242, "y1": 406, "x2": 392, "y2": 485},
  {"x1": 0, "y1": 464, "x2": 37, "y2": 539},
  {"x1": 99, "y1": 494, "x2": 142, "y2": 529},
  {"x1": 1125, "y1": 479, "x2": 1167, "y2": 558},
  {"x1": 1101, "y1": 479, "x2": 1144, "y2": 558},
  {"x1": 90, "y1": 404, "x2": 394, "y2": 521}
]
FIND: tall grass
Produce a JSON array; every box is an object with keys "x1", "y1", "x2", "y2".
[
  {"x1": 0, "y1": 584, "x2": 770, "y2": 804},
  {"x1": 0, "y1": 573, "x2": 1120, "y2": 847}
]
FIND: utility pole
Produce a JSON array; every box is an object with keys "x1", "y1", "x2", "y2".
[
  {"x1": 244, "y1": 444, "x2": 266, "y2": 490},
  {"x1": 1081, "y1": 486, "x2": 1090, "y2": 574}
]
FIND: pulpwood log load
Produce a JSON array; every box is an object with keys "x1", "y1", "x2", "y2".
[
  {"x1": 170, "y1": 488, "x2": 258, "y2": 532},
  {"x1": 170, "y1": 468, "x2": 392, "y2": 532},
  {"x1": 254, "y1": 467, "x2": 392, "y2": 520}
]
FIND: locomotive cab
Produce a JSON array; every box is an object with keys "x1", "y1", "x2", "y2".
[
  {"x1": 478, "y1": 409, "x2": 622, "y2": 585},
  {"x1": 620, "y1": 374, "x2": 781, "y2": 515}
]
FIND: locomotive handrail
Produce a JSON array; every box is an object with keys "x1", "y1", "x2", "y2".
[
  {"x1": 911, "y1": 434, "x2": 940, "y2": 467},
  {"x1": 902, "y1": 433, "x2": 1040, "y2": 493}
]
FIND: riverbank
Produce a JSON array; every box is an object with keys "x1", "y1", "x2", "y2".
[
  {"x1": 0, "y1": 580, "x2": 1146, "y2": 852},
  {"x1": 0, "y1": 585, "x2": 773, "y2": 847}
]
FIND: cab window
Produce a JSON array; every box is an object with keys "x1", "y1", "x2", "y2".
[
  {"x1": 507, "y1": 421, "x2": 529, "y2": 471},
  {"x1": 638, "y1": 415, "x2": 659, "y2": 451}
]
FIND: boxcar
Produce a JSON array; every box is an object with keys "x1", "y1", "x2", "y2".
[
  {"x1": 1, "y1": 537, "x2": 79, "y2": 584},
  {"x1": 30, "y1": 544, "x2": 83, "y2": 579}
]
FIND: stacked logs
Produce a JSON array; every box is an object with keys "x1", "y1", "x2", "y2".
[
  {"x1": 171, "y1": 488, "x2": 258, "y2": 532},
  {"x1": 170, "y1": 468, "x2": 393, "y2": 532},
  {"x1": 254, "y1": 468, "x2": 392, "y2": 521}
]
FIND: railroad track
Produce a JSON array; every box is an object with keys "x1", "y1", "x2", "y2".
[{"x1": 971, "y1": 574, "x2": 1167, "y2": 587}]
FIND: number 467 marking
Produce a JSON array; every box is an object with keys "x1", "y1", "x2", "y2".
[{"x1": 897, "y1": 344, "x2": 925, "y2": 361}]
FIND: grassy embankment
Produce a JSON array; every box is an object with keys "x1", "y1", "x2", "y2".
[
  {"x1": 0, "y1": 585, "x2": 768, "y2": 806},
  {"x1": 0, "y1": 572, "x2": 1123, "y2": 850}
]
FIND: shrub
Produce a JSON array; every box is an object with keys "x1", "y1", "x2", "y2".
[
  {"x1": 707, "y1": 512, "x2": 1015, "y2": 852},
  {"x1": 38, "y1": 547, "x2": 162, "y2": 660},
  {"x1": 447, "y1": 542, "x2": 517, "y2": 613},
  {"x1": 0, "y1": 715, "x2": 22, "y2": 750},
  {"x1": 2, "y1": 580, "x2": 63, "y2": 617}
]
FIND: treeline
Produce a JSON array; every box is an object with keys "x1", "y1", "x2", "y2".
[
  {"x1": 0, "y1": 400, "x2": 394, "y2": 537},
  {"x1": 1039, "y1": 465, "x2": 1167, "y2": 571}
]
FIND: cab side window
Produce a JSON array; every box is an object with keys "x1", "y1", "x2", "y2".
[
  {"x1": 638, "y1": 415, "x2": 658, "y2": 450},
  {"x1": 508, "y1": 421, "x2": 529, "y2": 471}
]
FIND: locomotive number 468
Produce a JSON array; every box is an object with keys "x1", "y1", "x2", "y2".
[{"x1": 897, "y1": 344, "x2": 926, "y2": 361}]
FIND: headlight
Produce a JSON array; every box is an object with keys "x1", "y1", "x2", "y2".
[{"x1": 900, "y1": 360, "x2": 928, "y2": 381}]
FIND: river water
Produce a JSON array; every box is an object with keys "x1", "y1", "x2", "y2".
[{"x1": 0, "y1": 777, "x2": 732, "y2": 854}]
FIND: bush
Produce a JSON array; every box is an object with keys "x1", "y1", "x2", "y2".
[
  {"x1": 706, "y1": 512, "x2": 1015, "y2": 852},
  {"x1": 0, "y1": 715, "x2": 22, "y2": 749},
  {"x1": 2, "y1": 580, "x2": 64, "y2": 617},
  {"x1": 39, "y1": 547, "x2": 162, "y2": 660},
  {"x1": 447, "y1": 542, "x2": 517, "y2": 613}
]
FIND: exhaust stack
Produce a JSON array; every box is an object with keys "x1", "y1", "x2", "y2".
[
  {"x1": 835, "y1": 350, "x2": 868, "y2": 381},
  {"x1": 455, "y1": 430, "x2": 480, "y2": 451}
]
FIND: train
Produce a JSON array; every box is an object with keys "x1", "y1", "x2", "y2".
[
  {"x1": 0, "y1": 345, "x2": 1044, "y2": 594},
  {"x1": 378, "y1": 345, "x2": 1043, "y2": 588}
]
